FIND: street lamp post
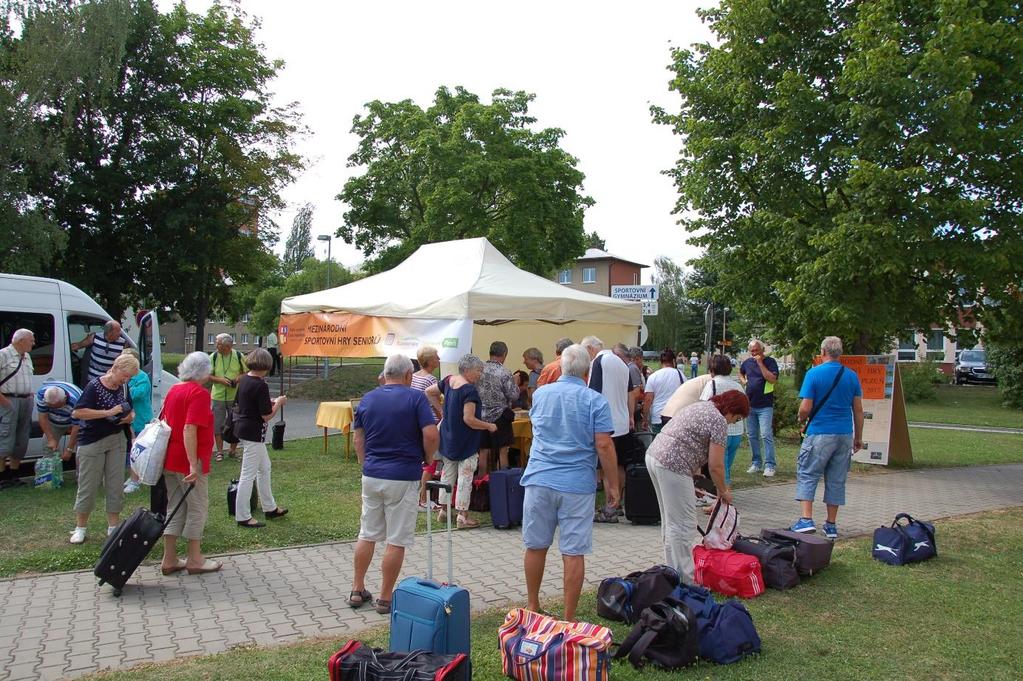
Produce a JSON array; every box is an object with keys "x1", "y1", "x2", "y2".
[
  {"x1": 316, "y1": 234, "x2": 332, "y2": 379},
  {"x1": 721, "y1": 307, "x2": 730, "y2": 355},
  {"x1": 317, "y1": 234, "x2": 332, "y2": 289}
]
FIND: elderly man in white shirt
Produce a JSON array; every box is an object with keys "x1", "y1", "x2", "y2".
[{"x1": 0, "y1": 328, "x2": 36, "y2": 487}]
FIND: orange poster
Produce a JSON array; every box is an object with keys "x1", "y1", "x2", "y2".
[{"x1": 278, "y1": 312, "x2": 472, "y2": 361}]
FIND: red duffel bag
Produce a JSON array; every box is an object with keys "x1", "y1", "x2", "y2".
[{"x1": 693, "y1": 545, "x2": 766, "y2": 599}]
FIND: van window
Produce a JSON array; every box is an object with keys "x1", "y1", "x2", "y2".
[
  {"x1": 67, "y1": 314, "x2": 111, "y2": 389},
  {"x1": 0, "y1": 312, "x2": 56, "y2": 375}
]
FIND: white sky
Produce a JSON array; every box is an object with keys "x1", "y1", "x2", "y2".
[{"x1": 167, "y1": 1, "x2": 714, "y2": 281}]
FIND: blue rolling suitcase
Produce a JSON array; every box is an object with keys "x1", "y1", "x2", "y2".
[
  {"x1": 489, "y1": 467, "x2": 524, "y2": 529},
  {"x1": 390, "y1": 481, "x2": 471, "y2": 662}
]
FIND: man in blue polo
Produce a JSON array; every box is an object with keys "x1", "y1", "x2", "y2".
[
  {"x1": 35, "y1": 381, "x2": 83, "y2": 462},
  {"x1": 521, "y1": 344, "x2": 619, "y2": 622},
  {"x1": 792, "y1": 336, "x2": 864, "y2": 539}
]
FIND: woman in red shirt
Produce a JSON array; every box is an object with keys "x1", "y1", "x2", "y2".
[{"x1": 159, "y1": 352, "x2": 222, "y2": 575}]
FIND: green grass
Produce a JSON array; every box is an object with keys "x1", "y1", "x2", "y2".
[
  {"x1": 85, "y1": 508, "x2": 1023, "y2": 681},
  {"x1": 3, "y1": 423, "x2": 1022, "y2": 578},
  {"x1": 0, "y1": 436, "x2": 424, "y2": 578},
  {"x1": 906, "y1": 384, "x2": 1023, "y2": 429},
  {"x1": 286, "y1": 362, "x2": 385, "y2": 401}
]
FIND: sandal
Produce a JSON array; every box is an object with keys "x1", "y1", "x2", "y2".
[
  {"x1": 215, "y1": 452, "x2": 224, "y2": 462},
  {"x1": 160, "y1": 559, "x2": 188, "y2": 576},
  {"x1": 374, "y1": 598, "x2": 392, "y2": 615},
  {"x1": 456, "y1": 516, "x2": 480, "y2": 529},
  {"x1": 346, "y1": 589, "x2": 373, "y2": 609},
  {"x1": 186, "y1": 559, "x2": 223, "y2": 575}
]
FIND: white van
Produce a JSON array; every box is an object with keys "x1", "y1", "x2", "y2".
[{"x1": 0, "y1": 273, "x2": 178, "y2": 461}]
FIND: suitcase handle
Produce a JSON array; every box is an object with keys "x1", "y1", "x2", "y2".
[
  {"x1": 162, "y1": 482, "x2": 195, "y2": 530},
  {"x1": 424, "y1": 480, "x2": 453, "y2": 583}
]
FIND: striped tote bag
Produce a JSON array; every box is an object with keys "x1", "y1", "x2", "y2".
[{"x1": 498, "y1": 608, "x2": 613, "y2": 681}]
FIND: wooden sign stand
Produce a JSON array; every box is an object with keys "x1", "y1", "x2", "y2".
[{"x1": 887, "y1": 364, "x2": 913, "y2": 465}]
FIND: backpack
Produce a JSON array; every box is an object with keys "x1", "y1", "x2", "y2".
[
  {"x1": 699, "y1": 499, "x2": 740, "y2": 550},
  {"x1": 670, "y1": 584, "x2": 762, "y2": 664},
  {"x1": 613, "y1": 597, "x2": 698, "y2": 670},
  {"x1": 872, "y1": 513, "x2": 937, "y2": 566},
  {"x1": 596, "y1": 564, "x2": 680, "y2": 624},
  {"x1": 210, "y1": 349, "x2": 244, "y2": 377}
]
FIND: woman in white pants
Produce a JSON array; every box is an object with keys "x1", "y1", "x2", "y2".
[
  {"x1": 645, "y1": 390, "x2": 749, "y2": 583},
  {"x1": 232, "y1": 348, "x2": 288, "y2": 528}
]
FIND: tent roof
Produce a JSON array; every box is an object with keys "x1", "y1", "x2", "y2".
[{"x1": 280, "y1": 237, "x2": 641, "y2": 325}]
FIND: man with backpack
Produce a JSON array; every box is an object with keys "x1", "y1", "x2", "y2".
[
  {"x1": 792, "y1": 336, "x2": 864, "y2": 539},
  {"x1": 209, "y1": 334, "x2": 247, "y2": 461}
]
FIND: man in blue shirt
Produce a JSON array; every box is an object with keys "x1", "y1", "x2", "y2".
[
  {"x1": 739, "y1": 338, "x2": 780, "y2": 476},
  {"x1": 349, "y1": 354, "x2": 439, "y2": 615},
  {"x1": 35, "y1": 380, "x2": 83, "y2": 461},
  {"x1": 792, "y1": 336, "x2": 864, "y2": 539},
  {"x1": 521, "y1": 344, "x2": 618, "y2": 622}
]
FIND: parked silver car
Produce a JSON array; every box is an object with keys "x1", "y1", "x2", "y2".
[{"x1": 954, "y1": 350, "x2": 996, "y2": 385}]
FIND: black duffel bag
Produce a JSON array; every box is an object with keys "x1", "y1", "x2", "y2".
[
  {"x1": 328, "y1": 641, "x2": 468, "y2": 681},
  {"x1": 614, "y1": 597, "x2": 699, "y2": 670},
  {"x1": 733, "y1": 535, "x2": 801, "y2": 590}
]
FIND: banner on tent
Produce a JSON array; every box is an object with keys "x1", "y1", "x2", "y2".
[{"x1": 278, "y1": 313, "x2": 473, "y2": 362}]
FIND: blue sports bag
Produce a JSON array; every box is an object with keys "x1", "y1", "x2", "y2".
[{"x1": 872, "y1": 513, "x2": 937, "y2": 566}]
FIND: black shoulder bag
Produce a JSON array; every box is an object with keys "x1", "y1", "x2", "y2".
[{"x1": 799, "y1": 366, "x2": 845, "y2": 441}]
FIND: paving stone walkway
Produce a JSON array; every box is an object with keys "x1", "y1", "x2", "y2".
[{"x1": 1, "y1": 463, "x2": 1021, "y2": 680}]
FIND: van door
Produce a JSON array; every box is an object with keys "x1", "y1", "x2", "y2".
[{"x1": 136, "y1": 309, "x2": 162, "y2": 395}]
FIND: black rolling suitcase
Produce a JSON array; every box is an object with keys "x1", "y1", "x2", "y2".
[
  {"x1": 625, "y1": 464, "x2": 660, "y2": 525},
  {"x1": 227, "y1": 479, "x2": 259, "y2": 517},
  {"x1": 95, "y1": 483, "x2": 193, "y2": 596}
]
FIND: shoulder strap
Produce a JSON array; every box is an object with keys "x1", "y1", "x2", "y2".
[
  {"x1": 805, "y1": 366, "x2": 845, "y2": 430},
  {"x1": 0, "y1": 353, "x2": 25, "y2": 389},
  {"x1": 235, "y1": 349, "x2": 243, "y2": 367},
  {"x1": 677, "y1": 368, "x2": 683, "y2": 383},
  {"x1": 712, "y1": 378, "x2": 717, "y2": 396}
]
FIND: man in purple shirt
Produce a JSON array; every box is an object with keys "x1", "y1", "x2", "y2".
[{"x1": 739, "y1": 338, "x2": 779, "y2": 477}]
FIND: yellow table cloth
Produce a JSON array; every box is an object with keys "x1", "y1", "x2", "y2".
[
  {"x1": 511, "y1": 417, "x2": 532, "y2": 465},
  {"x1": 316, "y1": 401, "x2": 354, "y2": 457}
]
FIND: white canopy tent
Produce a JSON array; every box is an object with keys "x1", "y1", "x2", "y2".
[{"x1": 279, "y1": 238, "x2": 642, "y2": 370}]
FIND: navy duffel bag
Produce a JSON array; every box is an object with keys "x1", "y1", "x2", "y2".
[{"x1": 872, "y1": 513, "x2": 937, "y2": 566}]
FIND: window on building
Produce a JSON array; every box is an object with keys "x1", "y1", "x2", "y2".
[
  {"x1": 1, "y1": 311, "x2": 56, "y2": 376},
  {"x1": 582, "y1": 267, "x2": 596, "y2": 284},
  {"x1": 897, "y1": 331, "x2": 917, "y2": 362},
  {"x1": 633, "y1": 272, "x2": 639, "y2": 284},
  {"x1": 254, "y1": 335, "x2": 261, "y2": 347},
  {"x1": 241, "y1": 334, "x2": 249, "y2": 345},
  {"x1": 926, "y1": 329, "x2": 945, "y2": 361},
  {"x1": 558, "y1": 269, "x2": 572, "y2": 284},
  {"x1": 242, "y1": 313, "x2": 251, "y2": 323},
  {"x1": 160, "y1": 335, "x2": 167, "y2": 346},
  {"x1": 207, "y1": 334, "x2": 215, "y2": 345}
]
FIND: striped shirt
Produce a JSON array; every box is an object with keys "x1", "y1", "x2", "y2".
[
  {"x1": 35, "y1": 380, "x2": 83, "y2": 427},
  {"x1": 410, "y1": 372, "x2": 440, "y2": 423},
  {"x1": 88, "y1": 334, "x2": 127, "y2": 382}
]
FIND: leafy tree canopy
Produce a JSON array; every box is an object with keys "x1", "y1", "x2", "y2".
[
  {"x1": 338, "y1": 86, "x2": 594, "y2": 275},
  {"x1": 656, "y1": 0, "x2": 1023, "y2": 366},
  {"x1": 249, "y1": 257, "x2": 355, "y2": 337}
]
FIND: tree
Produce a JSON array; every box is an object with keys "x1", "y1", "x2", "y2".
[
  {"x1": 249, "y1": 257, "x2": 355, "y2": 336},
  {"x1": 282, "y1": 203, "x2": 315, "y2": 273},
  {"x1": 338, "y1": 86, "x2": 594, "y2": 275},
  {"x1": 129, "y1": 2, "x2": 302, "y2": 346},
  {"x1": 656, "y1": 0, "x2": 1023, "y2": 373},
  {"x1": 583, "y1": 231, "x2": 606, "y2": 251}
]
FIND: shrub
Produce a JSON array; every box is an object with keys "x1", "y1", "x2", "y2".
[
  {"x1": 899, "y1": 360, "x2": 944, "y2": 403},
  {"x1": 771, "y1": 383, "x2": 801, "y2": 434},
  {"x1": 989, "y1": 343, "x2": 1023, "y2": 409}
]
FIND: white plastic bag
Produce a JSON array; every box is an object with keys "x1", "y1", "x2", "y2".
[
  {"x1": 700, "y1": 498, "x2": 740, "y2": 550},
  {"x1": 130, "y1": 419, "x2": 171, "y2": 485}
]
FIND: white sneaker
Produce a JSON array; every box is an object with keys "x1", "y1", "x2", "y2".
[
  {"x1": 418, "y1": 499, "x2": 440, "y2": 513},
  {"x1": 763, "y1": 467, "x2": 776, "y2": 478},
  {"x1": 123, "y1": 479, "x2": 141, "y2": 494},
  {"x1": 69, "y1": 527, "x2": 87, "y2": 544},
  {"x1": 746, "y1": 464, "x2": 761, "y2": 474}
]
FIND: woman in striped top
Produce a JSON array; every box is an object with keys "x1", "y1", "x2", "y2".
[{"x1": 412, "y1": 346, "x2": 443, "y2": 511}]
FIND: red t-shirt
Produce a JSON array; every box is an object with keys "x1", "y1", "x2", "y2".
[{"x1": 163, "y1": 381, "x2": 214, "y2": 475}]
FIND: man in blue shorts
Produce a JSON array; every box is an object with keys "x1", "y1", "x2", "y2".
[
  {"x1": 521, "y1": 344, "x2": 619, "y2": 621},
  {"x1": 792, "y1": 336, "x2": 864, "y2": 539}
]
